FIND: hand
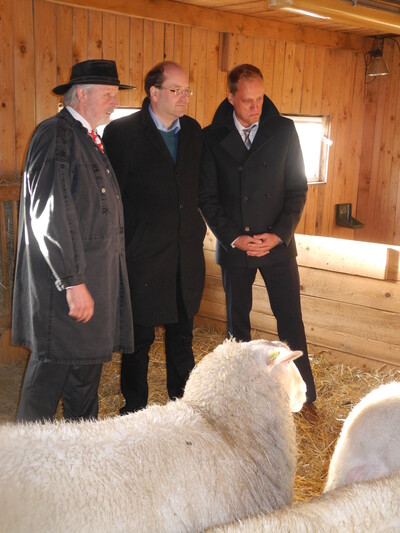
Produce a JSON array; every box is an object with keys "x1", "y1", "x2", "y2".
[
  {"x1": 233, "y1": 233, "x2": 281, "y2": 257},
  {"x1": 66, "y1": 284, "x2": 94, "y2": 323},
  {"x1": 252, "y1": 232, "x2": 282, "y2": 253}
]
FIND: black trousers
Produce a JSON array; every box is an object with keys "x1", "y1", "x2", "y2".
[
  {"x1": 120, "y1": 286, "x2": 195, "y2": 414},
  {"x1": 16, "y1": 354, "x2": 103, "y2": 423},
  {"x1": 221, "y1": 257, "x2": 316, "y2": 403}
]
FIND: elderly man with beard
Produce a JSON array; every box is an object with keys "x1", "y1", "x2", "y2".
[{"x1": 13, "y1": 60, "x2": 135, "y2": 422}]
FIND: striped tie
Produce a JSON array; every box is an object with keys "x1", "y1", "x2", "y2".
[
  {"x1": 243, "y1": 125, "x2": 256, "y2": 150},
  {"x1": 89, "y1": 130, "x2": 104, "y2": 153}
]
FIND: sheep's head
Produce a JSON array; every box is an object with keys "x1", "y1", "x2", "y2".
[
  {"x1": 254, "y1": 339, "x2": 307, "y2": 412},
  {"x1": 183, "y1": 338, "x2": 307, "y2": 415}
]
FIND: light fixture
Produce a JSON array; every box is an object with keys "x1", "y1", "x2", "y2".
[
  {"x1": 365, "y1": 37, "x2": 390, "y2": 78},
  {"x1": 267, "y1": 0, "x2": 331, "y2": 20}
]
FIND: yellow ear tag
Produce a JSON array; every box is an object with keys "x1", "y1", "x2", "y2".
[{"x1": 269, "y1": 350, "x2": 280, "y2": 361}]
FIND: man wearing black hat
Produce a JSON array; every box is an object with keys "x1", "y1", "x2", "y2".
[{"x1": 12, "y1": 60, "x2": 135, "y2": 422}]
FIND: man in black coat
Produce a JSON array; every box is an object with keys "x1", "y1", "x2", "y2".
[
  {"x1": 103, "y1": 61, "x2": 206, "y2": 414},
  {"x1": 13, "y1": 60, "x2": 134, "y2": 422},
  {"x1": 199, "y1": 64, "x2": 317, "y2": 409}
]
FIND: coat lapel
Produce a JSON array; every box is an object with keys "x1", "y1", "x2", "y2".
[
  {"x1": 218, "y1": 118, "x2": 276, "y2": 162},
  {"x1": 250, "y1": 118, "x2": 276, "y2": 154},
  {"x1": 220, "y1": 127, "x2": 248, "y2": 163}
]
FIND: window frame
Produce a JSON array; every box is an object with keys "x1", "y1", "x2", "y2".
[{"x1": 284, "y1": 114, "x2": 332, "y2": 184}]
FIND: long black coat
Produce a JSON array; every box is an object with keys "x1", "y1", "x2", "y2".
[
  {"x1": 199, "y1": 96, "x2": 307, "y2": 268},
  {"x1": 12, "y1": 108, "x2": 134, "y2": 362},
  {"x1": 102, "y1": 98, "x2": 206, "y2": 326}
]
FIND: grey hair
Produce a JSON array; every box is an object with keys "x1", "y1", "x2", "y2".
[{"x1": 63, "y1": 84, "x2": 93, "y2": 106}]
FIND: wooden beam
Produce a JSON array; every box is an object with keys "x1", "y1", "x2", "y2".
[{"x1": 45, "y1": 0, "x2": 370, "y2": 51}]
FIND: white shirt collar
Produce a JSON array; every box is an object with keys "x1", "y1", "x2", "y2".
[
  {"x1": 66, "y1": 106, "x2": 94, "y2": 133},
  {"x1": 233, "y1": 111, "x2": 259, "y2": 142}
]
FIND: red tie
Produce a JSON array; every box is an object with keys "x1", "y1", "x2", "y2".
[{"x1": 89, "y1": 130, "x2": 104, "y2": 152}]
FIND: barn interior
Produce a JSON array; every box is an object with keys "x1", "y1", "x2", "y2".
[{"x1": 0, "y1": 0, "x2": 400, "y2": 503}]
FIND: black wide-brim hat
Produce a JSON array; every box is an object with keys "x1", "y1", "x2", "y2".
[{"x1": 53, "y1": 59, "x2": 135, "y2": 95}]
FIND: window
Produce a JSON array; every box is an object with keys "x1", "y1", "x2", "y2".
[
  {"x1": 57, "y1": 104, "x2": 139, "y2": 136},
  {"x1": 97, "y1": 107, "x2": 139, "y2": 136},
  {"x1": 284, "y1": 115, "x2": 332, "y2": 184}
]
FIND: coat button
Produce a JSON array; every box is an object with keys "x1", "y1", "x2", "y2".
[
  {"x1": 107, "y1": 169, "x2": 110, "y2": 174},
  {"x1": 180, "y1": 203, "x2": 183, "y2": 209},
  {"x1": 244, "y1": 226, "x2": 250, "y2": 232},
  {"x1": 238, "y1": 165, "x2": 243, "y2": 171},
  {"x1": 101, "y1": 187, "x2": 106, "y2": 193},
  {"x1": 265, "y1": 192, "x2": 271, "y2": 199},
  {"x1": 243, "y1": 196, "x2": 248, "y2": 202},
  {"x1": 262, "y1": 161, "x2": 268, "y2": 167}
]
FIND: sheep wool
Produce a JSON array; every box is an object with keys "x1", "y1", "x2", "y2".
[
  {"x1": 324, "y1": 381, "x2": 400, "y2": 492},
  {"x1": 207, "y1": 471, "x2": 400, "y2": 533},
  {"x1": 0, "y1": 339, "x2": 306, "y2": 533}
]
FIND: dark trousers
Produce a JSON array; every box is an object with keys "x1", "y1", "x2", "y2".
[
  {"x1": 120, "y1": 288, "x2": 195, "y2": 414},
  {"x1": 16, "y1": 354, "x2": 103, "y2": 423},
  {"x1": 221, "y1": 258, "x2": 316, "y2": 403}
]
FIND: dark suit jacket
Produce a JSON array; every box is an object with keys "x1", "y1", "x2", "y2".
[
  {"x1": 102, "y1": 98, "x2": 206, "y2": 326},
  {"x1": 199, "y1": 96, "x2": 308, "y2": 268}
]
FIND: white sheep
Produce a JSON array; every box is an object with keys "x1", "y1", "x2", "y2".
[
  {"x1": 207, "y1": 470, "x2": 400, "y2": 533},
  {"x1": 0, "y1": 338, "x2": 306, "y2": 533},
  {"x1": 324, "y1": 381, "x2": 400, "y2": 491}
]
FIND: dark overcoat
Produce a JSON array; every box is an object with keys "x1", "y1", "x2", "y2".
[
  {"x1": 199, "y1": 96, "x2": 308, "y2": 268},
  {"x1": 102, "y1": 98, "x2": 206, "y2": 326},
  {"x1": 12, "y1": 108, "x2": 134, "y2": 363}
]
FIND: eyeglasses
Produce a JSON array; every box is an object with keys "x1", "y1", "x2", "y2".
[{"x1": 157, "y1": 86, "x2": 194, "y2": 97}]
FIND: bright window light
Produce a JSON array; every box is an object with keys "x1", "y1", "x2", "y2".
[
  {"x1": 57, "y1": 105, "x2": 139, "y2": 137},
  {"x1": 285, "y1": 115, "x2": 332, "y2": 184},
  {"x1": 97, "y1": 107, "x2": 139, "y2": 136}
]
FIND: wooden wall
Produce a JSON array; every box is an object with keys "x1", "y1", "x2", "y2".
[
  {"x1": 197, "y1": 229, "x2": 400, "y2": 370},
  {"x1": 1, "y1": 0, "x2": 399, "y2": 245}
]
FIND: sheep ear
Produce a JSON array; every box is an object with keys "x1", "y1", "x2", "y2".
[{"x1": 267, "y1": 349, "x2": 303, "y2": 369}]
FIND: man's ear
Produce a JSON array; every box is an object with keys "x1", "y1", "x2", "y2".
[
  {"x1": 227, "y1": 91, "x2": 234, "y2": 106},
  {"x1": 150, "y1": 86, "x2": 158, "y2": 100},
  {"x1": 76, "y1": 87, "x2": 85, "y2": 103}
]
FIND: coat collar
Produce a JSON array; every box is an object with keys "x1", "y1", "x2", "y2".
[{"x1": 210, "y1": 95, "x2": 280, "y2": 162}]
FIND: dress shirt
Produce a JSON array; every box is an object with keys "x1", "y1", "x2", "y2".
[
  {"x1": 233, "y1": 111, "x2": 259, "y2": 145},
  {"x1": 66, "y1": 106, "x2": 93, "y2": 133},
  {"x1": 148, "y1": 105, "x2": 181, "y2": 133}
]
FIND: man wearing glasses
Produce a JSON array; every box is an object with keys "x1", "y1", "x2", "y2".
[{"x1": 103, "y1": 61, "x2": 206, "y2": 414}]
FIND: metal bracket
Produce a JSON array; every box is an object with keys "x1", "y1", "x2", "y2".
[{"x1": 335, "y1": 203, "x2": 364, "y2": 229}]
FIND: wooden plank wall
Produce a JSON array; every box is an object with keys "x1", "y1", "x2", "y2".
[
  {"x1": 197, "y1": 229, "x2": 400, "y2": 370},
  {"x1": 0, "y1": 0, "x2": 399, "y2": 245}
]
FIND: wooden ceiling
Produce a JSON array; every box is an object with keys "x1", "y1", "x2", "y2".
[{"x1": 173, "y1": 0, "x2": 400, "y2": 36}]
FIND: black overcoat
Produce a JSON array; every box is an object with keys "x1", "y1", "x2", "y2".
[
  {"x1": 199, "y1": 96, "x2": 308, "y2": 268},
  {"x1": 102, "y1": 98, "x2": 206, "y2": 326},
  {"x1": 12, "y1": 109, "x2": 134, "y2": 362}
]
